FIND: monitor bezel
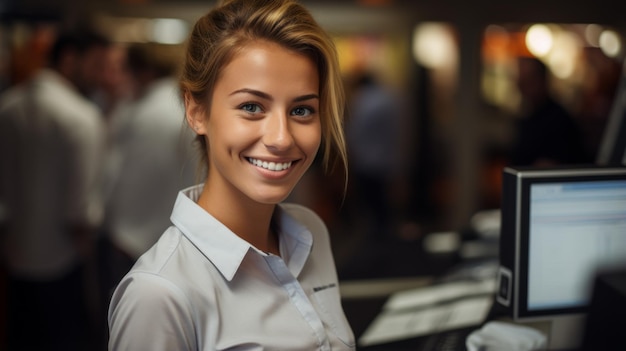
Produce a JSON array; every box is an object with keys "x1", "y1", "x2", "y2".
[{"x1": 513, "y1": 166, "x2": 626, "y2": 319}]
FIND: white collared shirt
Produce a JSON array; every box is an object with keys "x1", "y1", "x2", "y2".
[
  {"x1": 108, "y1": 185, "x2": 355, "y2": 350},
  {"x1": 0, "y1": 69, "x2": 105, "y2": 279}
]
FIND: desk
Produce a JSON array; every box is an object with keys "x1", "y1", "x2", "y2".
[
  {"x1": 341, "y1": 277, "x2": 432, "y2": 340},
  {"x1": 341, "y1": 276, "x2": 484, "y2": 350},
  {"x1": 342, "y1": 284, "x2": 585, "y2": 351},
  {"x1": 335, "y1": 235, "x2": 501, "y2": 350},
  {"x1": 338, "y1": 260, "x2": 526, "y2": 350},
  {"x1": 342, "y1": 295, "x2": 479, "y2": 350}
]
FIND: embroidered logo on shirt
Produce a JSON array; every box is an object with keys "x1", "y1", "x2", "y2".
[{"x1": 313, "y1": 283, "x2": 337, "y2": 292}]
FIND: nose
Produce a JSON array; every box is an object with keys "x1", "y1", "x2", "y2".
[{"x1": 262, "y1": 112, "x2": 295, "y2": 152}]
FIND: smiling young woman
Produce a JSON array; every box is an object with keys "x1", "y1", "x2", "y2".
[
  {"x1": 107, "y1": 0, "x2": 355, "y2": 350},
  {"x1": 187, "y1": 40, "x2": 323, "y2": 254}
]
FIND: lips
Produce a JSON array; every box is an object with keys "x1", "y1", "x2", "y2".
[{"x1": 246, "y1": 157, "x2": 293, "y2": 171}]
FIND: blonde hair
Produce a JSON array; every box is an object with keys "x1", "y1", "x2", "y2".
[{"x1": 180, "y1": 0, "x2": 347, "y2": 180}]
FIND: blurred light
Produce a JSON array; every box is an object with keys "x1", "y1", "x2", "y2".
[
  {"x1": 423, "y1": 231, "x2": 461, "y2": 254},
  {"x1": 151, "y1": 18, "x2": 188, "y2": 45},
  {"x1": 485, "y1": 24, "x2": 508, "y2": 37},
  {"x1": 481, "y1": 62, "x2": 518, "y2": 112},
  {"x1": 525, "y1": 24, "x2": 553, "y2": 58},
  {"x1": 128, "y1": 20, "x2": 151, "y2": 43},
  {"x1": 412, "y1": 22, "x2": 457, "y2": 69},
  {"x1": 584, "y1": 24, "x2": 603, "y2": 47},
  {"x1": 546, "y1": 31, "x2": 580, "y2": 79},
  {"x1": 483, "y1": 25, "x2": 511, "y2": 62},
  {"x1": 95, "y1": 16, "x2": 151, "y2": 43},
  {"x1": 599, "y1": 29, "x2": 622, "y2": 58}
]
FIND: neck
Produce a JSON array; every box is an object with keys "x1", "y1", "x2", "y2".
[{"x1": 197, "y1": 181, "x2": 279, "y2": 255}]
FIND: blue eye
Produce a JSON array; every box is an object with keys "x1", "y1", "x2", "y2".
[
  {"x1": 291, "y1": 106, "x2": 314, "y2": 117},
  {"x1": 241, "y1": 103, "x2": 262, "y2": 114}
]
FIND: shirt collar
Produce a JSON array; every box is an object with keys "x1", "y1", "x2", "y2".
[
  {"x1": 169, "y1": 185, "x2": 313, "y2": 281},
  {"x1": 273, "y1": 204, "x2": 313, "y2": 277}
]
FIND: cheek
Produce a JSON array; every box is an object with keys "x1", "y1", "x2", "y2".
[
  {"x1": 206, "y1": 118, "x2": 249, "y2": 155},
  {"x1": 300, "y1": 122, "x2": 322, "y2": 156}
]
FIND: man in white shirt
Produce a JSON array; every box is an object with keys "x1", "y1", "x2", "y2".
[
  {"x1": 100, "y1": 43, "x2": 196, "y2": 303},
  {"x1": 0, "y1": 29, "x2": 109, "y2": 351}
]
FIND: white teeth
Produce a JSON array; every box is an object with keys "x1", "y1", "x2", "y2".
[{"x1": 248, "y1": 158, "x2": 292, "y2": 171}]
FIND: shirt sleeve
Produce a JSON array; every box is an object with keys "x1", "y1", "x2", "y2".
[
  {"x1": 61, "y1": 104, "x2": 106, "y2": 228},
  {"x1": 108, "y1": 272, "x2": 197, "y2": 351}
]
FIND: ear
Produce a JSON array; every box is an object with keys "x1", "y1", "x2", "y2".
[{"x1": 184, "y1": 91, "x2": 208, "y2": 135}]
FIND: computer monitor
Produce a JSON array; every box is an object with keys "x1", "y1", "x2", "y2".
[{"x1": 496, "y1": 165, "x2": 626, "y2": 349}]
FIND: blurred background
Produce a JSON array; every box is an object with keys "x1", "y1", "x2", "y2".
[{"x1": 1, "y1": 0, "x2": 625, "y2": 348}]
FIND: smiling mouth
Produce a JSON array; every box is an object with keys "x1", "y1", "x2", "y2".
[{"x1": 247, "y1": 157, "x2": 293, "y2": 171}]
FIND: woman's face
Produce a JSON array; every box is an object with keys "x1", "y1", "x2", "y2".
[{"x1": 195, "y1": 40, "x2": 321, "y2": 205}]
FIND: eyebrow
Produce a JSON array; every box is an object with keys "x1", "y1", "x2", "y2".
[{"x1": 230, "y1": 88, "x2": 319, "y2": 103}]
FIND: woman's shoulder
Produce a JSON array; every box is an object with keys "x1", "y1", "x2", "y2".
[
  {"x1": 133, "y1": 226, "x2": 186, "y2": 272},
  {"x1": 110, "y1": 228, "x2": 193, "y2": 314},
  {"x1": 128, "y1": 226, "x2": 211, "y2": 286},
  {"x1": 114, "y1": 225, "x2": 221, "y2": 305}
]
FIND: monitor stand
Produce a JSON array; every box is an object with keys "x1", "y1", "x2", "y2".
[{"x1": 548, "y1": 314, "x2": 586, "y2": 350}]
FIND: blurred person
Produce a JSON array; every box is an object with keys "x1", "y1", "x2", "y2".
[
  {"x1": 100, "y1": 42, "x2": 196, "y2": 307},
  {"x1": 92, "y1": 43, "x2": 133, "y2": 119},
  {"x1": 345, "y1": 71, "x2": 404, "y2": 241},
  {"x1": 107, "y1": 0, "x2": 355, "y2": 349},
  {"x1": 0, "y1": 29, "x2": 109, "y2": 350},
  {"x1": 6, "y1": 25, "x2": 57, "y2": 87},
  {"x1": 577, "y1": 47, "x2": 622, "y2": 160},
  {"x1": 509, "y1": 57, "x2": 588, "y2": 166}
]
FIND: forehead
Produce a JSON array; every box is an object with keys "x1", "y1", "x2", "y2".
[{"x1": 217, "y1": 40, "x2": 319, "y2": 91}]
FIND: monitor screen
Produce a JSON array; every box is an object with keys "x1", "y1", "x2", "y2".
[
  {"x1": 497, "y1": 166, "x2": 626, "y2": 320},
  {"x1": 524, "y1": 178, "x2": 626, "y2": 316}
]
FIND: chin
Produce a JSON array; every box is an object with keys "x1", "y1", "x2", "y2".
[
  {"x1": 249, "y1": 188, "x2": 294, "y2": 205},
  {"x1": 254, "y1": 194, "x2": 291, "y2": 205}
]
